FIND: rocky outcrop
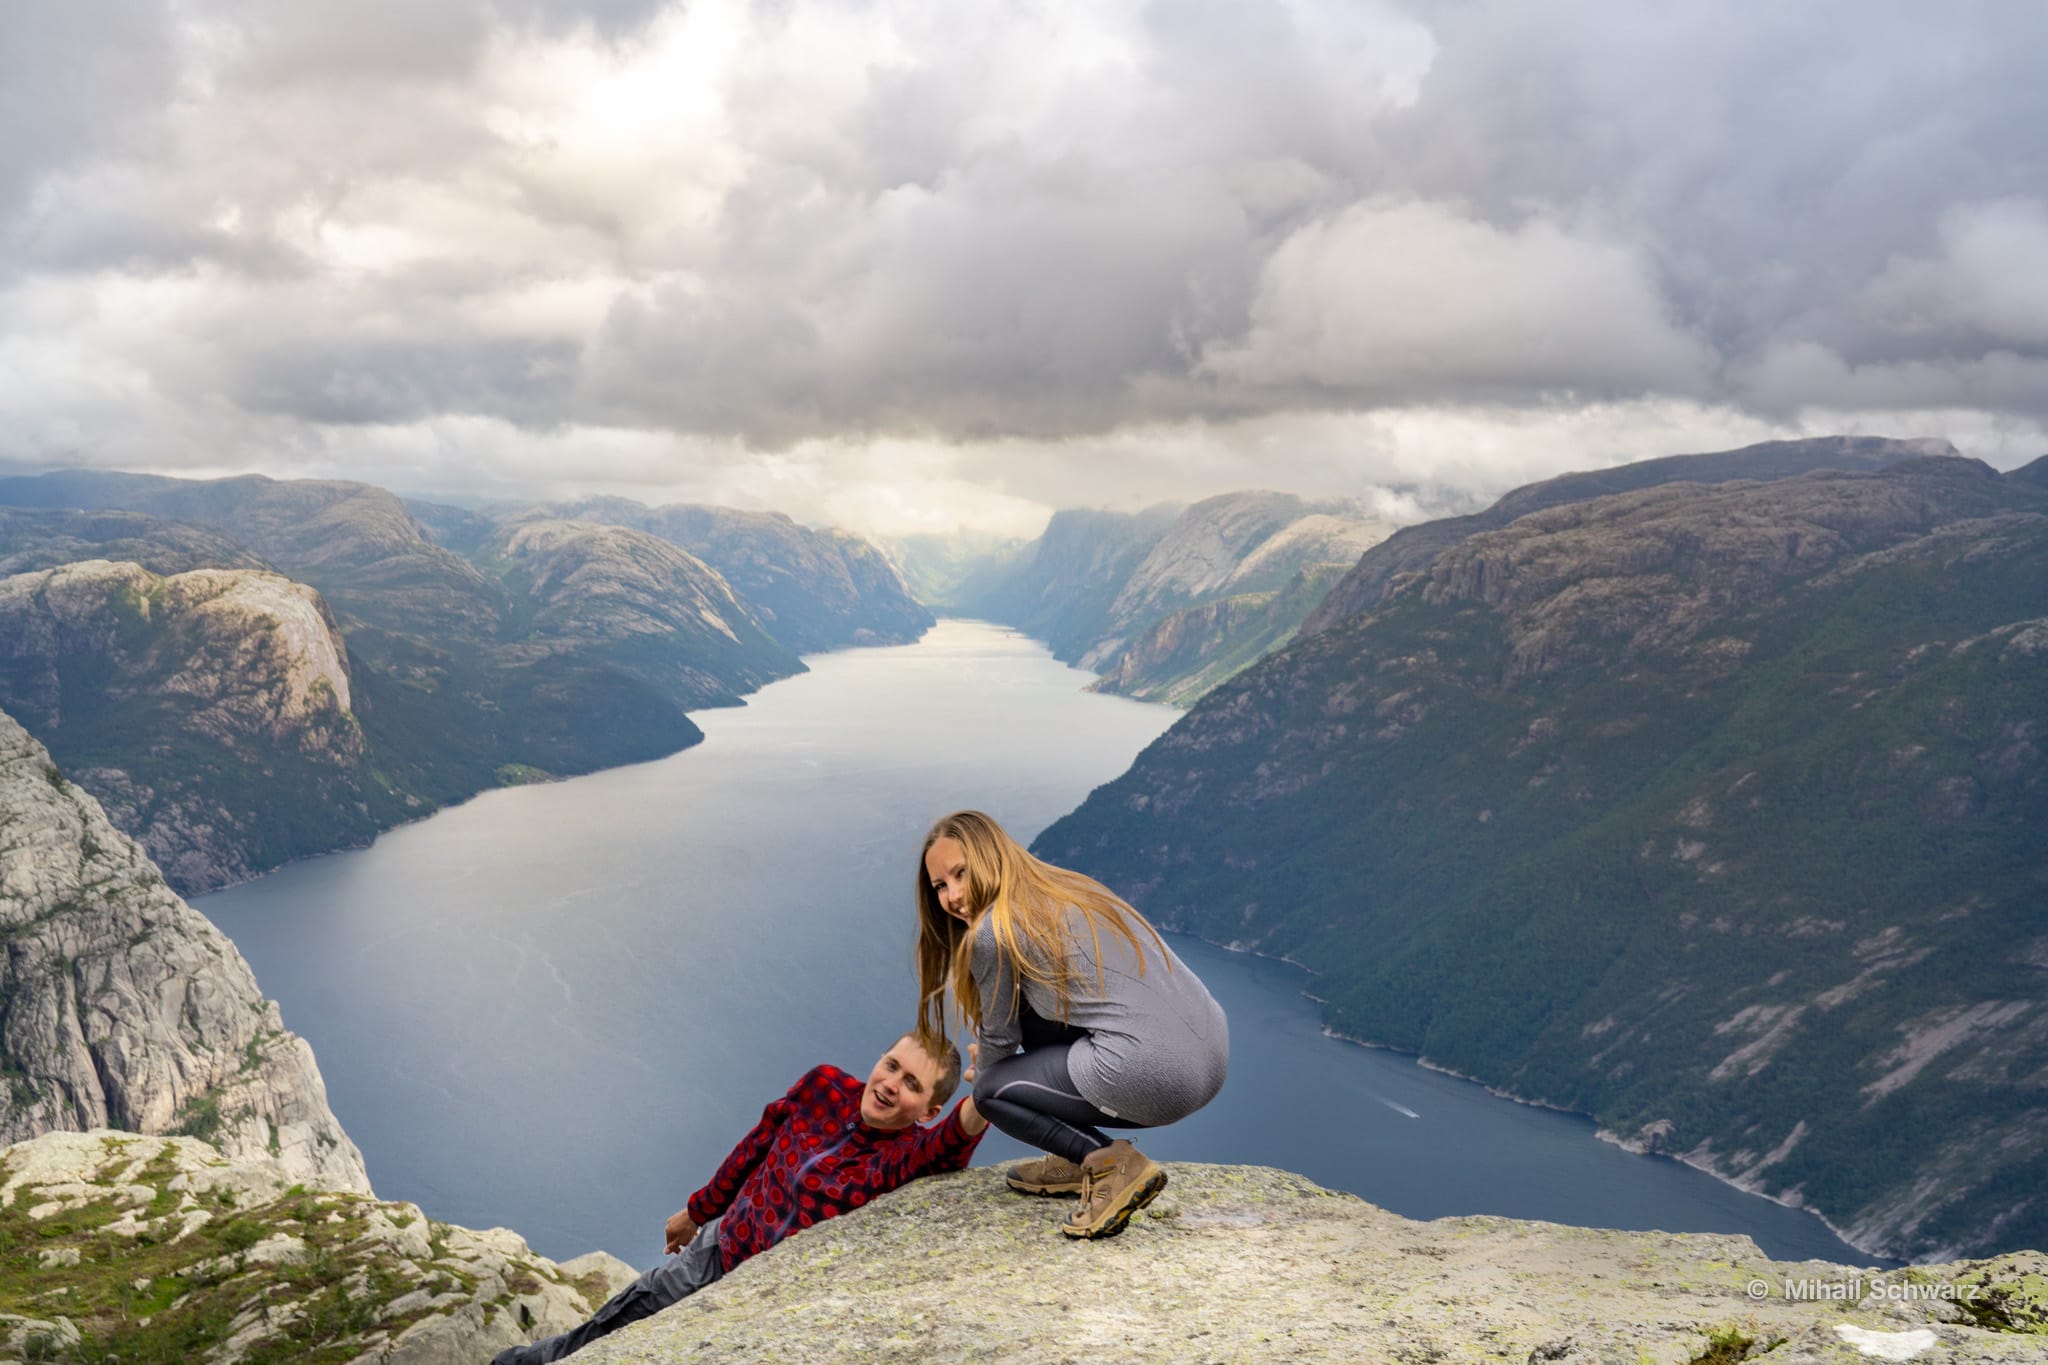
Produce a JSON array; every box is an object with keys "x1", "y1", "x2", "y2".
[
  {"x1": 559, "y1": 1164, "x2": 2046, "y2": 1364},
  {"x1": 533, "y1": 498, "x2": 934, "y2": 651},
  {"x1": 1036, "y1": 455, "x2": 2048, "y2": 1262},
  {"x1": 1301, "y1": 435, "x2": 1955, "y2": 636},
  {"x1": 0, "y1": 561, "x2": 369, "y2": 893},
  {"x1": 0, "y1": 709, "x2": 366, "y2": 1191},
  {"x1": 0, "y1": 1129, "x2": 634, "y2": 1364}
]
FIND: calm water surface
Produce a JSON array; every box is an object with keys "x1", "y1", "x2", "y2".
[{"x1": 197, "y1": 620, "x2": 1873, "y2": 1267}]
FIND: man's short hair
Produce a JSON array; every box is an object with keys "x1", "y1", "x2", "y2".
[{"x1": 901, "y1": 1029, "x2": 964, "y2": 1109}]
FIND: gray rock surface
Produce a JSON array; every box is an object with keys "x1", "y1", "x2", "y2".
[
  {"x1": 0, "y1": 707, "x2": 366, "y2": 1192},
  {"x1": 559, "y1": 1164, "x2": 2047, "y2": 1364}
]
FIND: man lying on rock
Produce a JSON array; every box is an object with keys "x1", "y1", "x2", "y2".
[{"x1": 492, "y1": 1031, "x2": 987, "y2": 1364}]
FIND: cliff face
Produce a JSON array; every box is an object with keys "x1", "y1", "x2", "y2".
[
  {"x1": 1036, "y1": 456, "x2": 2048, "y2": 1263},
  {"x1": 0, "y1": 708, "x2": 366, "y2": 1192},
  {"x1": 1088, "y1": 562, "x2": 1351, "y2": 706},
  {"x1": 1086, "y1": 492, "x2": 1392, "y2": 669},
  {"x1": 536, "y1": 498, "x2": 935, "y2": 651},
  {"x1": 962, "y1": 492, "x2": 1391, "y2": 704},
  {"x1": 555, "y1": 1165, "x2": 2046, "y2": 1365},
  {"x1": 479, "y1": 518, "x2": 802, "y2": 708},
  {"x1": 0, "y1": 561, "x2": 375, "y2": 892},
  {"x1": 0, "y1": 1129, "x2": 633, "y2": 1364}
]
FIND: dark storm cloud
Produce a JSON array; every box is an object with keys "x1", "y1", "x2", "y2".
[{"x1": 0, "y1": 2, "x2": 176, "y2": 224}]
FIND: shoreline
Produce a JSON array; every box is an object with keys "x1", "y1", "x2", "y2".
[{"x1": 1169, "y1": 922, "x2": 1899, "y2": 1267}]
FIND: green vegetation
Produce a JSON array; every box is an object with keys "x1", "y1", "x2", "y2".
[
  {"x1": 1686, "y1": 1325, "x2": 1783, "y2": 1364},
  {"x1": 0, "y1": 1139, "x2": 600, "y2": 1365}
]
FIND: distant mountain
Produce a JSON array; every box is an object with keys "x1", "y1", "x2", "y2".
[
  {"x1": 959, "y1": 492, "x2": 1392, "y2": 704},
  {"x1": 955, "y1": 502, "x2": 1187, "y2": 661},
  {"x1": 405, "y1": 496, "x2": 500, "y2": 555},
  {"x1": 1086, "y1": 562, "x2": 1351, "y2": 706},
  {"x1": 1036, "y1": 454, "x2": 2048, "y2": 1262},
  {"x1": 0, "y1": 706, "x2": 366, "y2": 1190},
  {"x1": 877, "y1": 530, "x2": 1030, "y2": 610},
  {"x1": 476, "y1": 518, "x2": 800, "y2": 711},
  {"x1": 1300, "y1": 435, "x2": 1954, "y2": 636},
  {"x1": 0, "y1": 472, "x2": 813, "y2": 891},
  {"x1": 528, "y1": 498, "x2": 934, "y2": 651},
  {"x1": 0, "y1": 506, "x2": 267, "y2": 577}
]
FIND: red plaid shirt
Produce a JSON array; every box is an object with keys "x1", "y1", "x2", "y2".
[{"x1": 685, "y1": 1064, "x2": 982, "y2": 1271}]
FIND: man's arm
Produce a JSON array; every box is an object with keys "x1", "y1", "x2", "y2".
[
  {"x1": 679, "y1": 1071, "x2": 811, "y2": 1229},
  {"x1": 868, "y1": 1098, "x2": 987, "y2": 1190}
]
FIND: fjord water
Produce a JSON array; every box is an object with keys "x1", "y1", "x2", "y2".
[{"x1": 197, "y1": 620, "x2": 1870, "y2": 1267}]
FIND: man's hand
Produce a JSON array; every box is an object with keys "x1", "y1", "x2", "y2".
[{"x1": 664, "y1": 1207, "x2": 697, "y2": 1255}]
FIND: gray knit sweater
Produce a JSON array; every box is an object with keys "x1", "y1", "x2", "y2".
[{"x1": 971, "y1": 908, "x2": 1229, "y2": 1127}]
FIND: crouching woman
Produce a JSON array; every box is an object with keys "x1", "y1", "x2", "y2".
[{"x1": 916, "y1": 810, "x2": 1228, "y2": 1239}]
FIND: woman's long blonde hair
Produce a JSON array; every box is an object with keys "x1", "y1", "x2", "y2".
[{"x1": 914, "y1": 809, "x2": 1168, "y2": 1042}]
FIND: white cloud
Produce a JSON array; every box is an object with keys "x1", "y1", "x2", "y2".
[
  {"x1": 2, "y1": 0, "x2": 2047, "y2": 530},
  {"x1": 1200, "y1": 200, "x2": 1716, "y2": 400}
]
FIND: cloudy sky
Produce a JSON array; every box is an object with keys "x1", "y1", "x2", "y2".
[{"x1": 3, "y1": 1, "x2": 2046, "y2": 536}]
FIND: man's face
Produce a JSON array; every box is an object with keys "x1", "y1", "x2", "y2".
[{"x1": 860, "y1": 1036, "x2": 944, "y2": 1130}]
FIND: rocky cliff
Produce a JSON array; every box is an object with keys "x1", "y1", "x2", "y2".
[
  {"x1": 1300, "y1": 436, "x2": 1952, "y2": 636},
  {"x1": 549, "y1": 1164, "x2": 2045, "y2": 1365},
  {"x1": 1084, "y1": 492, "x2": 1393, "y2": 669},
  {"x1": 0, "y1": 561, "x2": 378, "y2": 892},
  {"x1": 477, "y1": 518, "x2": 802, "y2": 709},
  {"x1": 0, "y1": 1129, "x2": 634, "y2": 1364},
  {"x1": 1036, "y1": 455, "x2": 2048, "y2": 1263},
  {"x1": 962, "y1": 492, "x2": 1392, "y2": 704},
  {"x1": 1088, "y1": 562, "x2": 1351, "y2": 706},
  {"x1": 533, "y1": 498, "x2": 935, "y2": 651},
  {"x1": 0, "y1": 707, "x2": 365, "y2": 1191}
]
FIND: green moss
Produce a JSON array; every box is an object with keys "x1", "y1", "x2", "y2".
[
  {"x1": 1949, "y1": 1264, "x2": 2048, "y2": 1334},
  {"x1": 1685, "y1": 1325, "x2": 1784, "y2": 1365},
  {"x1": 168, "y1": 1094, "x2": 223, "y2": 1144}
]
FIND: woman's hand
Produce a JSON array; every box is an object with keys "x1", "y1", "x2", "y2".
[
  {"x1": 956, "y1": 1043, "x2": 988, "y2": 1135},
  {"x1": 664, "y1": 1207, "x2": 697, "y2": 1255}
]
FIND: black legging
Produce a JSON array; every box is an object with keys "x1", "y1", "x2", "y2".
[{"x1": 973, "y1": 1005, "x2": 1141, "y2": 1165}]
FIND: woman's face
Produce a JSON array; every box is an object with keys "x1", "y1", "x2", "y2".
[{"x1": 924, "y1": 836, "x2": 973, "y2": 923}]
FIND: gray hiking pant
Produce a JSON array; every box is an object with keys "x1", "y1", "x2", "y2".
[{"x1": 491, "y1": 1218, "x2": 725, "y2": 1364}]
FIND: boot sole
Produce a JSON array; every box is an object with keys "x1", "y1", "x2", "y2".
[
  {"x1": 1061, "y1": 1167, "x2": 1169, "y2": 1240},
  {"x1": 1006, "y1": 1177, "x2": 1085, "y2": 1197}
]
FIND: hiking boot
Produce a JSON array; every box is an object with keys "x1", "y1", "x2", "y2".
[
  {"x1": 1006, "y1": 1153, "x2": 1087, "y2": 1197},
  {"x1": 1060, "y1": 1139, "x2": 1168, "y2": 1240}
]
